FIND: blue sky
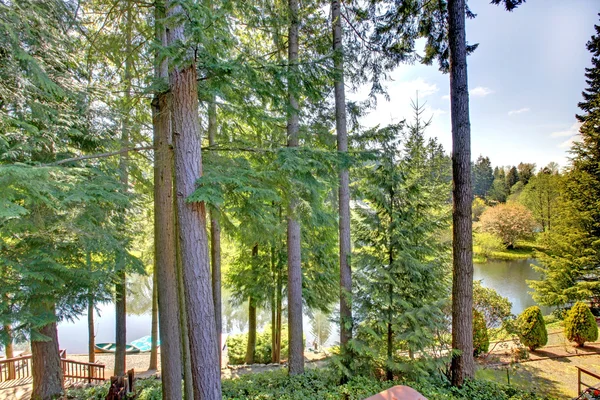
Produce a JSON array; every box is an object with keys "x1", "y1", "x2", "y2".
[{"x1": 353, "y1": 1, "x2": 599, "y2": 170}]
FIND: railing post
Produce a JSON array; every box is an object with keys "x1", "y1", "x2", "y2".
[{"x1": 578, "y1": 367, "x2": 582, "y2": 395}]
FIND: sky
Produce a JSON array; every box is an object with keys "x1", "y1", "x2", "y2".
[{"x1": 351, "y1": 1, "x2": 599, "y2": 170}]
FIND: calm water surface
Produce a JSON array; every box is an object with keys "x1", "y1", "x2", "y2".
[
  {"x1": 54, "y1": 259, "x2": 545, "y2": 354},
  {"x1": 474, "y1": 258, "x2": 550, "y2": 316}
]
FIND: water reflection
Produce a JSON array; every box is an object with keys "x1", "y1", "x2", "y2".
[{"x1": 474, "y1": 258, "x2": 550, "y2": 316}]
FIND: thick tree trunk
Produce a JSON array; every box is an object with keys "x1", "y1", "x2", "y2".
[
  {"x1": 448, "y1": 0, "x2": 475, "y2": 387},
  {"x1": 115, "y1": 0, "x2": 133, "y2": 377},
  {"x1": 152, "y1": 2, "x2": 184, "y2": 394},
  {"x1": 286, "y1": 0, "x2": 304, "y2": 376},
  {"x1": 31, "y1": 306, "x2": 63, "y2": 400},
  {"x1": 149, "y1": 268, "x2": 159, "y2": 371},
  {"x1": 176, "y1": 208, "x2": 194, "y2": 400},
  {"x1": 208, "y1": 98, "x2": 222, "y2": 368},
  {"x1": 245, "y1": 297, "x2": 257, "y2": 365},
  {"x1": 166, "y1": 1, "x2": 222, "y2": 397},
  {"x1": 331, "y1": 0, "x2": 352, "y2": 349},
  {"x1": 4, "y1": 324, "x2": 14, "y2": 379}
]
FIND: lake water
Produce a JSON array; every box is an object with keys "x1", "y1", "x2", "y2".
[
  {"x1": 474, "y1": 258, "x2": 550, "y2": 316},
  {"x1": 53, "y1": 258, "x2": 545, "y2": 354}
]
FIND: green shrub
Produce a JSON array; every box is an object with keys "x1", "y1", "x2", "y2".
[
  {"x1": 516, "y1": 306, "x2": 547, "y2": 351},
  {"x1": 226, "y1": 325, "x2": 289, "y2": 365},
  {"x1": 67, "y1": 368, "x2": 551, "y2": 399},
  {"x1": 473, "y1": 308, "x2": 489, "y2": 356},
  {"x1": 474, "y1": 232, "x2": 504, "y2": 259},
  {"x1": 564, "y1": 301, "x2": 598, "y2": 347}
]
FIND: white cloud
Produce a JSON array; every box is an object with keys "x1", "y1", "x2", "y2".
[
  {"x1": 550, "y1": 122, "x2": 582, "y2": 148},
  {"x1": 470, "y1": 86, "x2": 494, "y2": 97},
  {"x1": 388, "y1": 77, "x2": 439, "y2": 98},
  {"x1": 551, "y1": 122, "x2": 581, "y2": 137},
  {"x1": 508, "y1": 107, "x2": 530, "y2": 116},
  {"x1": 441, "y1": 94, "x2": 450, "y2": 101}
]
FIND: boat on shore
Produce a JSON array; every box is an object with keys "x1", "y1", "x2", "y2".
[{"x1": 94, "y1": 343, "x2": 141, "y2": 354}]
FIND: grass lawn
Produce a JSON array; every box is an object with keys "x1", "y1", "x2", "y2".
[{"x1": 474, "y1": 239, "x2": 545, "y2": 263}]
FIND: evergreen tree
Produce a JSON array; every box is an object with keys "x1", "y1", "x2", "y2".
[
  {"x1": 530, "y1": 16, "x2": 600, "y2": 310},
  {"x1": 472, "y1": 156, "x2": 494, "y2": 198},
  {"x1": 354, "y1": 103, "x2": 451, "y2": 380},
  {"x1": 505, "y1": 166, "x2": 519, "y2": 190}
]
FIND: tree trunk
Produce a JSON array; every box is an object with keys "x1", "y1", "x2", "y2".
[
  {"x1": 4, "y1": 324, "x2": 14, "y2": 379},
  {"x1": 149, "y1": 267, "x2": 159, "y2": 371},
  {"x1": 286, "y1": 0, "x2": 304, "y2": 376},
  {"x1": 245, "y1": 245, "x2": 259, "y2": 364},
  {"x1": 176, "y1": 205, "x2": 194, "y2": 400},
  {"x1": 275, "y1": 257, "x2": 283, "y2": 363},
  {"x1": 448, "y1": 0, "x2": 475, "y2": 387},
  {"x1": 152, "y1": 1, "x2": 184, "y2": 393},
  {"x1": 386, "y1": 320, "x2": 393, "y2": 381},
  {"x1": 31, "y1": 305, "x2": 63, "y2": 400},
  {"x1": 208, "y1": 98, "x2": 222, "y2": 368},
  {"x1": 331, "y1": 0, "x2": 352, "y2": 349},
  {"x1": 166, "y1": 1, "x2": 222, "y2": 397},
  {"x1": 86, "y1": 252, "x2": 95, "y2": 364},
  {"x1": 245, "y1": 297, "x2": 257, "y2": 365},
  {"x1": 270, "y1": 244, "x2": 277, "y2": 364},
  {"x1": 115, "y1": 0, "x2": 133, "y2": 378}
]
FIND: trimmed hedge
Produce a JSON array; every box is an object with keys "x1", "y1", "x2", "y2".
[
  {"x1": 517, "y1": 306, "x2": 547, "y2": 351},
  {"x1": 564, "y1": 301, "x2": 598, "y2": 347}
]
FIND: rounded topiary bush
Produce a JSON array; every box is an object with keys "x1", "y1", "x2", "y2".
[
  {"x1": 565, "y1": 301, "x2": 598, "y2": 347},
  {"x1": 473, "y1": 308, "x2": 489, "y2": 356},
  {"x1": 517, "y1": 306, "x2": 548, "y2": 351}
]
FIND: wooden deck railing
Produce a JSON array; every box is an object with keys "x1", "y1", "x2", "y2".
[
  {"x1": 61, "y1": 359, "x2": 105, "y2": 384},
  {"x1": 0, "y1": 355, "x2": 31, "y2": 382},
  {"x1": 0, "y1": 353, "x2": 105, "y2": 384},
  {"x1": 577, "y1": 366, "x2": 600, "y2": 395}
]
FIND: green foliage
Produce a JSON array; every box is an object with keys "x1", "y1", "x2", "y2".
[
  {"x1": 352, "y1": 103, "x2": 451, "y2": 378},
  {"x1": 474, "y1": 232, "x2": 505, "y2": 260},
  {"x1": 473, "y1": 281, "x2": 513, "y2": 329},
  {"x1": 226, "y1": 325, "x2": 289, "y2": 365},
  {"x1": 472, "y1": 197, "x2": 488, "y2": 222},
  {"x1": 473, "y1": 309, "x2": 490, "y2": 356},
  {"x1": 520, "y1": 168, "x2": 561, "y2": 232},
  {"x1": 564, "y1": 301, "x2": 598, "y2": 347},
  {"x1": 70, "y1": 368, "x2": 550, "y2": 400},
  {"x1": 473, "y1": 156, "x2": 494, "y2": 198},
  {"x1": 516, "y1": 306, "x2": 547, "y2": 351}
]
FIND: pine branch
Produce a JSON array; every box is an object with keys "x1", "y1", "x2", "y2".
[{"x1": 43, "y1": 146, "x2": 154, "y2": 166}]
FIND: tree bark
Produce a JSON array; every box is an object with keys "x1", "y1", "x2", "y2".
[
  {"x1": 245, "y1": 244, "x2": 259, "y2": 364},
  {"x1": 115, "y1": 0, "x2": 133, "y2": 377},
  {"x1": 176, "y1": 205, "x2": 194, "y2": 400},
  {"x1": 4, "y1": 324, "x2": 14, "y2": 379},
  {"x1": 166, "y1": 1, "x2": 222, "y2": 397},
  {"x1": 149, "y1": 267, "x2": 159, "y2": 371},
  {"x1": 331, "y1": 0, "x2": 352, "y2": 349},
  {"x1": 86, "y1": 252, "x2": 95, "y2": 364},
  {"x1": 208, "y1": 98, "x2": 222, "y2": 368},
  {"x1": 245, "y1": 297, "x2": 257, "y2": 365},
  {"x1": 448, "y1": 0, "x2": 475, "y2": 386},
  {"x1": 286, "y1": 0, "x2": 304, "y2": 376},
  {"x1": 31, "y1": 305, "x2": 63, "y2": 400},
  {"x1": 152, "y1": 2, "x2": 184, "y2": 395}
]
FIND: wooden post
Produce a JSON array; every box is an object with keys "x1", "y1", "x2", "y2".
[{"x1": 578, "y1": 367, "x2": 581, "y2": 395}]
